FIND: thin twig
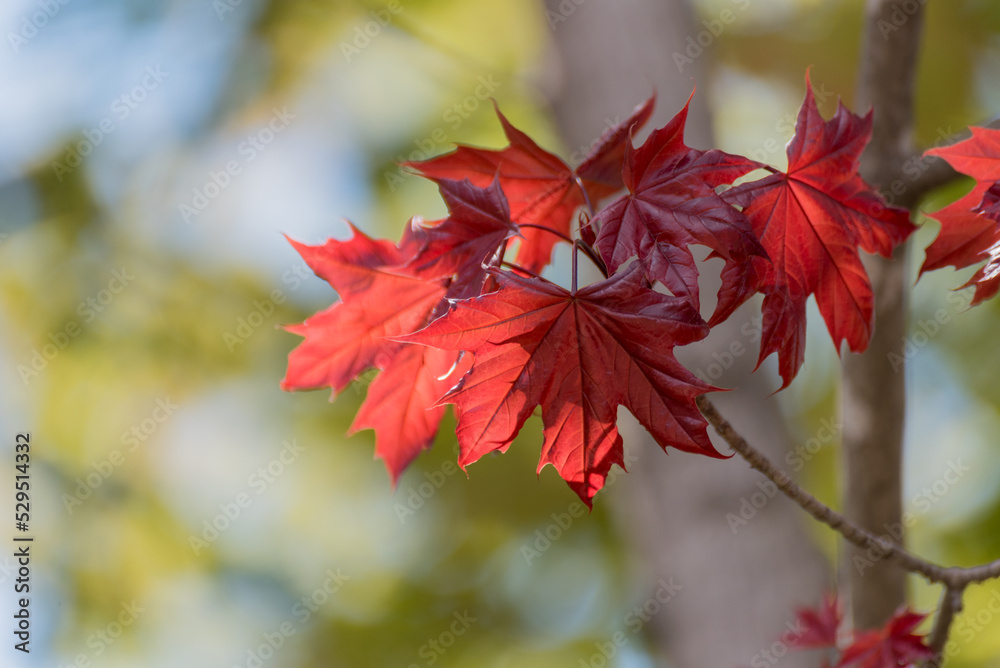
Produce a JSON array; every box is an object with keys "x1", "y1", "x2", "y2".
[{"x1": 696, "y1": 396, "x2": 1000, "y2": 588}]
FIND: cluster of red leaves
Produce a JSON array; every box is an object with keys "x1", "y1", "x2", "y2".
[
  {"x1": 921, "y1": 127, "x2": 1000, "y2": 305},
  {"x1": 282, "y1": 72, "x2": 917, "y2": 504},
  {"x1": 780, "y1": 595, "x2": 934, "y2": 668}
]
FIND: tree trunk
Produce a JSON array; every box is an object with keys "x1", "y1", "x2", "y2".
[
  {"x1": 842, "y1": 0, "x2": 924, "y2": 631},
  {"x1": 542, "y1": 1, "x2": 828, "y2": 664}
]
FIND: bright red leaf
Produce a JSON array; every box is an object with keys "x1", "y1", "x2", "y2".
[
  {"x1": 404, "y1": 97, "x2": 654, "y2": 272},
  {"x1": 348, "y1": 344, "x2": 470, "y2": 479},
  {"x1": 281, "y1": 226, "x2": 455, "y2": 483},
  {"x1": 837, "y1": 609, "x2": 934, "y2": 668},
  {"x1": 723, "y1": 73, "x2": 914, "y2": 387},
  {"x1": 921, "y1": 127, "x2": 1000, "y2": 305},
  {"x1": 401, "y1": 263, "x2": 723, "y2": 505},
  {"x1": 282, "y1": 178, "x2": 523, "y2": 482},
  {"x1": 591, "y1": 93, "x2": 767, "y2": 325},
  {"x1": 281, "y1": 228, "x2": 448, "y2": 395}
]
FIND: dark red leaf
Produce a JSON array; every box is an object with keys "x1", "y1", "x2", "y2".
[
  {"x1": 592, "y1": 93, "x2": 767, "y2": 325},
  {"x1": 401, "y1": 263, "x2": 722, "y2": 505},
  {"x1": 404, "y1": 98, "x2": 655, "y2": 272},
  {"x1": 404, "y1": 177, "x2": 519, "y2": 297}
]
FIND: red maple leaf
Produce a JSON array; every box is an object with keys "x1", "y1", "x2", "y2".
[
  {"x1": 348, "y1": 344, "x2": 470, "y2": 479},
  {"x1": 723, "y1": 73, "x2": 914, "y2": 387},
  {"x1": 282, "y1": 179, "x2": 522, "y2": 481},
  {"x1": 789, "y1": 593, "x2": 841, "y2": 651},
  {"x1": 401, "y1": 263, "x2": 723, "y2": 505},
  {"x1": 281, "y1": 228, "x2": 448, "y2": 394},
  {"x1": 403, "y1": 96, "x2": 654, "y2": 272},
  {"x1": 281, "y1": 226, "x2": 454, "y2": 481},
  {"x1": 404, "y1": 177, "x2": 519, "y2": 297},
  {"x1": 837, "y1": 609, "x2": 934, "y2": 668},
  {"x1": 591, "y1": 93, "x2": 767, "y2": 325},
  {"x1": 921, "y1": 127, "x2": 1000, "y2": 305}
]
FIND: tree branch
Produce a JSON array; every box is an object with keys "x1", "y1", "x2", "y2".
[
  {"x1": 697, "y1": 395, "x2": 1000, "y2": 590},
  {"x1": 926, "y1": 585, "x2": 965, "y2": 665}
]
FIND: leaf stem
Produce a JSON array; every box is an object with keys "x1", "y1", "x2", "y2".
[
  {"x1": 571, "y1": 240, "x2": 579, "y2": 293},
  {"x1": 517, "y1": 223, "x2": 576, "y2": 245},
  {"x1": 499, "y1": 261, "x2": 544, "y2": 281},
  {"x1": 578, "y1": 238, "x2": 609, "y2": 278},
  {"x1": 574, "y1": 174, "x2": 596, "y2": 217}
]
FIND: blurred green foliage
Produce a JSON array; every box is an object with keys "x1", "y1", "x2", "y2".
[{"x1": 2, "y1": 0, "x2": 1000, "y2": 666}]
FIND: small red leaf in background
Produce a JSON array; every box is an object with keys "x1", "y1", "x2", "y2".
[
  {"x1": 591, "y1": 93, "x2": 767, "y2": 326},
  {"x1": 789, "y1": 593, "x2": 841, "y2": 651},
  {"x1": 401, "y1": 263, "x2": 722, "y2": 505},
  {"x1": 837, "y1": 608, "x2": 934, "y2": 668},
  {"x1": 404, "y1": 97, "x2": 654, "y2": 272},
  {"x1": 724, "y1": 72, "x2": 914, "y2": 387},
  {"x1": 922, "y1": 127, "x2": 1000, "y2": 305}
]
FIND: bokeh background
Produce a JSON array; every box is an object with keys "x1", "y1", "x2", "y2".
[{"x1": 2, "y1": 0, "x2": 1000, "y2": 666}]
